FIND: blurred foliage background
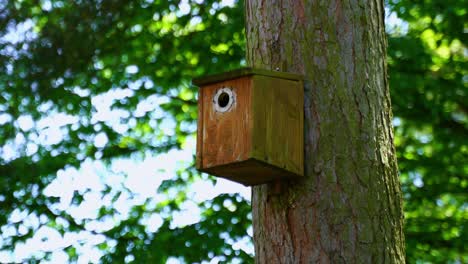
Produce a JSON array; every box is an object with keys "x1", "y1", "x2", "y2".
[{"x1": 0, "y1": 0, "x2": 466, "y2": 263}]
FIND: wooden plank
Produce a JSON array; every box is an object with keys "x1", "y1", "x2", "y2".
[
  {"x1": 201, "y1": 76, "x2": 253, "y2": 168},
  {"x1": 193, "y1": 67, "x2": 303, "y2": 86},
  {"x1": 251, "y1": 75, "x2": 304, "y2": 176},
  {"x1": 195, "y1": 87, "x2": 203, "y2": 169},
  {"x1": 200, "y1": 158, "x2": 303, "y2": 186}
]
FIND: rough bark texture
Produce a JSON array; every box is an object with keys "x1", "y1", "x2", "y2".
[{"x1": 245, "y1": 0, "x2": 405, "y2": 263}]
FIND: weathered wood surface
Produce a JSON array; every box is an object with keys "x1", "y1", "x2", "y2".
[
  {"x1": 195, "y1": 85, "x2": 204, "y2": 170},
  {"x1": 195, "y1": 71, "x2": 304, "y2": 186},
  {"x1": 200, "y1": 76, "x2": 253, "y2": 169},
  {"x1": 192, "y1": 67, "x2": 303, "y2": 86},
  {"x1": 202, "y1": 159, "x2": 299, "y2": 186},
  {"x1": 251, "y1": 75, "x2": 303, "y2": 177}
]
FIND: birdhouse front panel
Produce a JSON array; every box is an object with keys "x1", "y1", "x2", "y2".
[
  {"x1": 199, "y1": 76, "x2": 253, "y2": 169},
  {"x1": 194, "y1": 68, "x2": 304, "y2": 186}
]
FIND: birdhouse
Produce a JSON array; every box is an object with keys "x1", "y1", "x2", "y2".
[{"x1": 193, "y1": 68, "x2": 304, "y2": 186}]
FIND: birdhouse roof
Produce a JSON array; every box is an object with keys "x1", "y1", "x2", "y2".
[{"x1": 192, "y1": 67, "x2": 303, "y2": 86}]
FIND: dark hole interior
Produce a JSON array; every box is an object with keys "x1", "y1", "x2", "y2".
[{"x1": 217, "y1": 92, "x2": 230, "y2": 108}]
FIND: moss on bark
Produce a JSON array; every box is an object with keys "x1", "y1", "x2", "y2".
[{"x1": 246, "y1": 0, "x2": 405, "y2": 263}]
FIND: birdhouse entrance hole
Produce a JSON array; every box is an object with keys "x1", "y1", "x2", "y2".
[
  {"x1": 217, "y1": 92, "x2": 230, "y2": 107},
  {"x1": 213, "y1": 87, "x2": 235, "y2": 112}
]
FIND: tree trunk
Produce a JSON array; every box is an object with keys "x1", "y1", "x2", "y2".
[{"x1": 245, "y1": 1, "x2": 405, "y2": 263}]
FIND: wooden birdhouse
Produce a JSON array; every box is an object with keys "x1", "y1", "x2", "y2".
[{"x1": 193, "y1": 68, "x2": 304, "y2": 186}]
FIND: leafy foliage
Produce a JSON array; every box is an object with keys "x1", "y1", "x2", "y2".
[
  {"x1": 0, "y1": 0, "x2": 466, "y2": 263},
  {"x1": 387, "y1": 0, "x2": 467, "y2": 262},
  {"x1": 1, "y1": 0, "x2": 249, "y2": 263}
]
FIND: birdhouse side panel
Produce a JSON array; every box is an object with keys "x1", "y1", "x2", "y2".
[
  {"x1": 251, "y1": 75, "x2": 304, "y2": 177},
  {"x1": 195, "y1": 87, "x2": 204, "y2": 170},
  {"x1": 201, "y1": 77, "x2": 253, "y2": 169}
]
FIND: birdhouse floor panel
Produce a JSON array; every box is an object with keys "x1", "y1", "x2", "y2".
[{"x1": 201, "y1": 158, "x2": 302, "y2": 186}]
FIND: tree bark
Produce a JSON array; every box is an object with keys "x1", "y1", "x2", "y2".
[{"x1": 245, "y1": 0, "x2": 405, "y2": 263}]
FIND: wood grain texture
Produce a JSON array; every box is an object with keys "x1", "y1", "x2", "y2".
[
  {"x1": 195, "y1": 87, "x2": 204, "y2": 170},
  {"x1": 193, "y1": 67, "x2": 303, "y2": 86},
  {"x1": 196, "y1": 72, "x2": 304, "y2": 186},
  {"x1": 251, "y1": 75, "x2": 304, "y2": 177},
  {"x1": 201, "y1": 76, "x2": 253, "y2": 169}
]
